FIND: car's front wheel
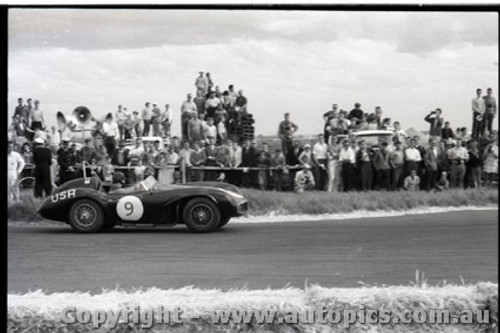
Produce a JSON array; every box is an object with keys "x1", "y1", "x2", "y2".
[
  {"x1": 68, "y1": 199, "x2": 105, "y2": 233},
  {"x1": 216, "y1": 217, "x2": 230, "y2": 230},
  {"x1": 183, "y1": 198, "x2": 221, "y2": 233}
]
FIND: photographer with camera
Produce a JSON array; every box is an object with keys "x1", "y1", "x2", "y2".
[{"x1": 294, "y1": 163, "x2": 315, "y2": 193}]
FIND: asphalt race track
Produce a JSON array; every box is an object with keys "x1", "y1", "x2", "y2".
[{"x1": 8, "y1": 210, "x2": 498, "y2": 293}]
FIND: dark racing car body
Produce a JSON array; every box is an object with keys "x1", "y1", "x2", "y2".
[{"x1": 38, "y1": 177, "x2": 248, "y2": 233}]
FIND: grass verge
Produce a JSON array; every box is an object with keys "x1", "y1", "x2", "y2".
[
  {"x1": 8, "y1": 281, "x2": 498, "y2": 332},
  {"x1": 241, "y1": 188, "x2": 498, "y2": 216}
]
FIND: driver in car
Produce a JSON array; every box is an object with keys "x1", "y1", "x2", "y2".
[{"x1": 110, "y1": 166, "x2": 160, "y2": 193}]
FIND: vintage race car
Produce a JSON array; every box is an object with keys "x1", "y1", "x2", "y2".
[{"x1": 38, "y1": 177, "x2": 248, "y2": 233}]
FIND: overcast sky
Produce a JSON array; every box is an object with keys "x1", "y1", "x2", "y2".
[{"x1": 8, "y1": 9, "x2": 499, "y2": 136}]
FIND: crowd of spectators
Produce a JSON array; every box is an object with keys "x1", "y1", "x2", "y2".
[{"x1": 7, "y1": 86, "x2": 499, "y2": 202}]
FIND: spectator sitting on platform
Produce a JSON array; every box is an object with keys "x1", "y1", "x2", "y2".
[
  {"x1": 404, "y1": 169, "x2": 420, "y2": 191},
  {"x1": 179, "y1": 141, "x2": 193, "y2": 168},
  {"x1": 294, "y1": 163, "x2": 315, "y2": 193},
  {"x1": 80, "y1": 138, "x2": 97, "y2": 164},
  {"x1": 166, "y1": 145, "x2": 179, "y2": 165},
  {"x1": 112, "y1": 140, "x2": 130, "y2": 167},
  {"x1": 190, "y1": 141, "x2": 207, "y2": 182},
  {"x1": 230, "y1": 140, "x2": 242, "y2": 167},
  {"x1": 101, "y1": 154, "x2": 114, "y2": 183},
  {"x1": 216, "y1": 140, "x2": 231, "y2": 167},
  {"x1": 128, "y1": 137, "x2": 145, "y2": 167}
]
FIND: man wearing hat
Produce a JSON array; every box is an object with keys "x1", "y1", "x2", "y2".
[
  {"x1": 57, "y1": 137, "x2": 77, "y2": 185},
  {"x1": 32, "y1": 138, "x2": 52, "y2": 198},
  {"x1": 294, "y1": 163, "x2": 315, "y2": 193}
]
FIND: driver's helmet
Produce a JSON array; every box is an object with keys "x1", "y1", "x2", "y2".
[{"x1": 112, "y1": 171, "x2": 126, "y2": 184}]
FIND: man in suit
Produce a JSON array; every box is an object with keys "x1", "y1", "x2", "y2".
[
  {"x1": 373, "y1": 142, "x2": 391, "y2": 190},
  {"x1": 424, "y1": 138, "x2": 439, "y2": 191},
  {"x1": 33, "y1": 138, "x2": 52, "y2": 198}
]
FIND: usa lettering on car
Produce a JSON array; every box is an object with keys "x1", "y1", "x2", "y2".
[{"x1": 50, "y1": 190, "x2": 77, "y2": 203}]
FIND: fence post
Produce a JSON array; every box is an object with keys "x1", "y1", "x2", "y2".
[{"x1": 181, "y1": 159, "x2": 186, "y2": 184}]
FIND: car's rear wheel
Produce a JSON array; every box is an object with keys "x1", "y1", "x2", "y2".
[
  {"x1": 68, "y1": 199, "x2": 105, "y2": 233},
  {"x1": 183, "y1": 198, "x2": 221, "y2": 233}
]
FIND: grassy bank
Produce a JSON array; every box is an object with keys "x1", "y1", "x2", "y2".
[
  {"x1": 7, "y1": 188, "x2": 498, "y2": 223},
  {"x1": 241, "y1": 188, "x2": 498, "y2": 216},
  {"x1": 8, "y1": 281, "x2": 498, "y2": 332}
]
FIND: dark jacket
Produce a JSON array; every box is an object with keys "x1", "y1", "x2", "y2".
[{"x1": 286, "y1": 146, "x2": 302, "y2": 166}]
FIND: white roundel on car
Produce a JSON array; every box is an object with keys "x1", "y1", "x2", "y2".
[{"x1": 116, "y1": 196, "x2": 144, "y2": 221}]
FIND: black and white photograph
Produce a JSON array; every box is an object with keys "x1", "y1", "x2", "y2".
[{"x1": 6, "y1": 4, "x2": 499, "y2": 332}]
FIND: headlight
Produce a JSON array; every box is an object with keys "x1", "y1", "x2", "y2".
[{"x1": 221, "y1": 189, "x2": 245, "y2": 201}]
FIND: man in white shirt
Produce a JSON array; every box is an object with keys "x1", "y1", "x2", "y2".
[
  {"x1": 472, "y1": 88, "x2": 485, "y2": 139},
  {"x1": 447, "y1": 138, "x2": 469, "y2": 189},
  {"x1": 102, "y1": 113, "x2": 119, "y2": 157},
  {"x1": 312, "y1": 134, "x2": 328, "y2": 190},
  {"x1": 48, "y1": 126, "x2": 60, "y2": 155},
  {"x1": 404, "y1": 138, "x2": 422, "y2": 176},
  {"x1": 203, "y1": 117, "x2": 217, "y2": 140},
  {"x1": 339, "y1": 138, "x2": 356, "y2": 192},
  {"x1": 8, "y1": 140, "x2": 25, "y2": 203}
]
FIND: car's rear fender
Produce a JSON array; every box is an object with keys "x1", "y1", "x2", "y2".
[{"x1": 39, "y1": 188, "x2": 109, "y2": 223}]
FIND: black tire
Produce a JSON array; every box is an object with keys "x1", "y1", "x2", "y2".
[
  {"x1": 183, "y1": 198, "x2": 221, "y2": 233},
  {"x1": 68, "y1": 199, "x2": 105, "y2": 233},
  {"x1": 216, "y1": 217, "x2": 230, "y2": 230}
]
